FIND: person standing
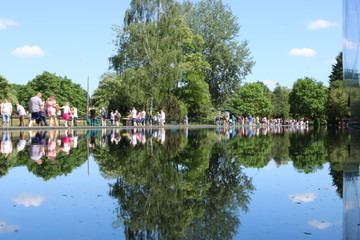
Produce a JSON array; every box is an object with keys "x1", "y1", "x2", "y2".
[
  {"x1": 61, "y1": 102, "x2": 71, "y2": 127},
  {"x1": 110, "y1": 110, "x2": 115, "y2": 124},
  {"x1": 89, "y1": 106, "x2": 96, "y2": 126},
  {"x1": 39, "y1": 101, "x2": 48, "y2": 126},
  {"x1": 46, "y1": 94, "x2": 59, "y2": 127},
  {"x1": 184, "y1": 115, "x2": 189, "y2": 125},
  {"x1": 160, "y1": 109, "x2": 165, "y2": 126},
  {"x1": 28, "y1": 92, "x2": 43, "y2": 127},
  {"x1": 100, "y1": 107, "x2": 107, "y2": 126},
  {"x1": 16, "y1": 103, "x2": 27, "y2": 126},
  {"x1": 157, "y1": 111, "x2": 161, "y2": 125},
  {"x1": 141, "y1": 109, "x2": 146, "y2": 126},
  {"x1": 131, "y1": 107, "x2": 137, "y2": 126},
  {"x1": 1, "y1": 98, "x2": 12, "y2": 127},
  {"x1": 114, "y1": 110, "x2": 121, "y2": 126},
  {"x1": 71, "y1": 106, "x2": 78, "y2": 126}
]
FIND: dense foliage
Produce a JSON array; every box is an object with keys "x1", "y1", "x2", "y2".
[
  {"x1": 0, "y1": 0, "x2": 350, "y2": 123},
  {"x1": 105, "y1": 0, "x2": 253, "y2": 121},
  {"x1": 289, "y1": 77, "x2": 327, "y2": 123}
]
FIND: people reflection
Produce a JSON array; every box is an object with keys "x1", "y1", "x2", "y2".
[
  {"x1": 29, "y1": 131, "x2": 46, "y2": 165},
  {"x1": 130, "y1": 129, "x2": 137, "y2": 147},
  {"x1": 47, "y1": 130, "x2": 59, "y2": 164},
  {"x1": 62, "y1": 130, "x2": 71, "y2": 155},
  {"x1": 110, "y1": 129, "x2": 121, "y2": 144},
  {"x1": 88, "y1": 130, "x2": 98, "y2": 149},
  {"x1": 101, "y1": 129, "x2": 107, "y2": 147},
  {"x1": 1, "y1": 131, "x2": 12, "y2": 158},
  {"x1": 16, "y1": 131, "x2": 28, "y2": 152},
  {"x1": 158, "y1": 128, "x2": 165, "y2": 144},
  {"x1": 141, "y1": 128, "x2": 146, "y2": 144},
  {"x1": 70, "y1": 130, "x2": 78, "y2": 148}
]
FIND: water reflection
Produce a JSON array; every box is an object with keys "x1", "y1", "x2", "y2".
[
  {"x1": 0, "y1": 130, "x2": 87, "y2": 180},
  {"x1": 0, "y1": 126, "x2": 355, "y2": 239}
]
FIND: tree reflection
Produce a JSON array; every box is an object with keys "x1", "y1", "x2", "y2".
[
  {"x1": 289, "y1": 127, "x2": 328, "y2": 173},
  {"x1": 99, "y1": 129, "x2": 254, "y2": 239},
  {"x1": 0, "y1": 126, "x2": 353, "y2": 237},
  {"x1": 0, "y1": 130, "x2": 88, "y2": 180}
]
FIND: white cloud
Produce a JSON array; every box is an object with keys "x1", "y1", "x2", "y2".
[
  {"x1": 308, "y1": 220, "x2": 334, "y2": 230},
  {"x1": 288, "y1": 48, "x2": 317, "y2": 57},
  {"x1": 343, "y1": 38, "x2": 360, "y2": 50},
  {"x1": 0, "y1": 18, "x2": 19, "y2": 30},
  {"x1": 288, "y1": 193, "x2": 317, "y2": 203},
  {"x1": 0, "y1": 221, "x2": 20, "y2": 233},
  {"x1": 11, "y1": 45, "x2": 45, "y2": 58},
  {"x1": 12, "y1": 193, "x2": 45, "y2": 207},
  {"x1": 308, "y1": 19, "x2": 339, "y2": 30}
]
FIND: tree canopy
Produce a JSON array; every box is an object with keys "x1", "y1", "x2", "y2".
[
  {"x1": 289, "y1": 77, "x2": 327, "y2": 123},
  {"x1": 232, "y1": 82, "x2": 273, "y2": 117},
  {"x1": 182, "y1": 0, "x2": 255, "y2": 107},
  {"x1": 16, "y1": 71, "x2": 88, "y2": 114}
]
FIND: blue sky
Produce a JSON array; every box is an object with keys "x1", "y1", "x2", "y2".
[{"x1": 1, "y1": 0, "x2": 342, "y2": 95}]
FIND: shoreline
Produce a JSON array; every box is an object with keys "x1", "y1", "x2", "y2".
[{"x1": 0, "y1": 124, "x2": 326, "y2": 132}]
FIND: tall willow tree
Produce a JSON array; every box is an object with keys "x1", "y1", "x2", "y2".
[{"x1": 182, "y1": 0, "x2": 255, "y2": 107}]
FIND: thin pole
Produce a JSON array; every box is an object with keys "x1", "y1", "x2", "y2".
[{"x1": 86, "y1": 76, "x2": 89, "y2": 118}]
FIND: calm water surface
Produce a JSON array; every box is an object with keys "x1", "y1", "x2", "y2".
[{"x1": 0, "y1": 126, "x2": 358, "y2": 240}]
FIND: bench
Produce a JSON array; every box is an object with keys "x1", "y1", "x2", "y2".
[
  {"x1": 170, "y1": 121, "x2": 178, "y2": 125},
  {"x1": 121, "y1": 118, "x2": 132, "y2": 126}
]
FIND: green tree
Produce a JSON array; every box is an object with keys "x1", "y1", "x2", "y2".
[
  {"x1": 329, "y1": 52, "x2": 342, "y2": 85},
  {"x1": 17, "y1": 71, "x2": 87, "y2": 115},
  {"x1": 0, "y1": 75, "x2": 11, "y2": 99},
  {"x1": 0, "y1": 75, "x2": 18, "y2": 104},
  {"x1": 271, "y1": 83, "x2": 291, "y2": 119},
  {"x1": 173, "y1": 31, "x2": 212, "y2": 120},
  {"x1": 109, "y1": 1, "x2": 186, "y2": 116},
  {"x1": 289, "y1": 77, "x2": 327, "y2": 123},
  {"x1": 182, "y1": 0, "x2": 255, "y2": 107},
  {"x1": 92, "y1": 72, "x2": 123, "y2": 111},
  {"x1": 327, "y1": 80, "x2": 350, "y2": 121},
  {"x1": 232, "y1": 82, "x2": 273, "y2": 117}
]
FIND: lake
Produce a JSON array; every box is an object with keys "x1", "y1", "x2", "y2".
[{"x1": 0, "y1": 126, "x2": 358, "y2": 240}]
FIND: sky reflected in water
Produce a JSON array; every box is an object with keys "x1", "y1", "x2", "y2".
[{"x1": 0, "y1": 126, "x2": 356, "y2": 239}]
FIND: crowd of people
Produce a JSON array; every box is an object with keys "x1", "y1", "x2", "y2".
[
  {"x1": 0, "y1": 93, "x2": 79, "y2": 127},
  {"x1": 1, "y1": 94, "x2": 316, "y2": 129},
  {"x1": 215, "y1": 115, "x2": 310, "y2": 127},
  {"x1": 127, "y1": 107, "x2": 166, "y2": 127}
]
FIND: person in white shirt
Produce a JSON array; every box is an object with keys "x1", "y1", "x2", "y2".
[
  {"x1": 71, "y1": 107, "x2": 78, "y2": 126},
  {"x1": 160, "y1": 109, "x2": 165, "y2": 126},
  {"x1": 16, "y1": 103, "x2": 27, "y2": 126},
  {"x1": 1, "y1": 98, "x2": 12, "y2": 127},
  {"x1": 131, "y1": 107, "x2": 137, "y2": 126},
  {"x1": 141, "y1": 110, "x2": 146, "y2": 126},
  {"x1": 61, "y1": 103, "x2": 71, "y2": 127}
]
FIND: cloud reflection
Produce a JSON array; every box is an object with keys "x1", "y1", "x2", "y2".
[
  {"x1": 288, "y1": 193, "x2": 317, "y2": 203},
  {"x1": 308, "y1": 220, "x2": 334, "y2": 229},
  {"x1": 0, "y1": 221, "x2": 20, "y2": 233},
  {"x1": 12, "y1": 193, "x2": 45, "y2": 207}
]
